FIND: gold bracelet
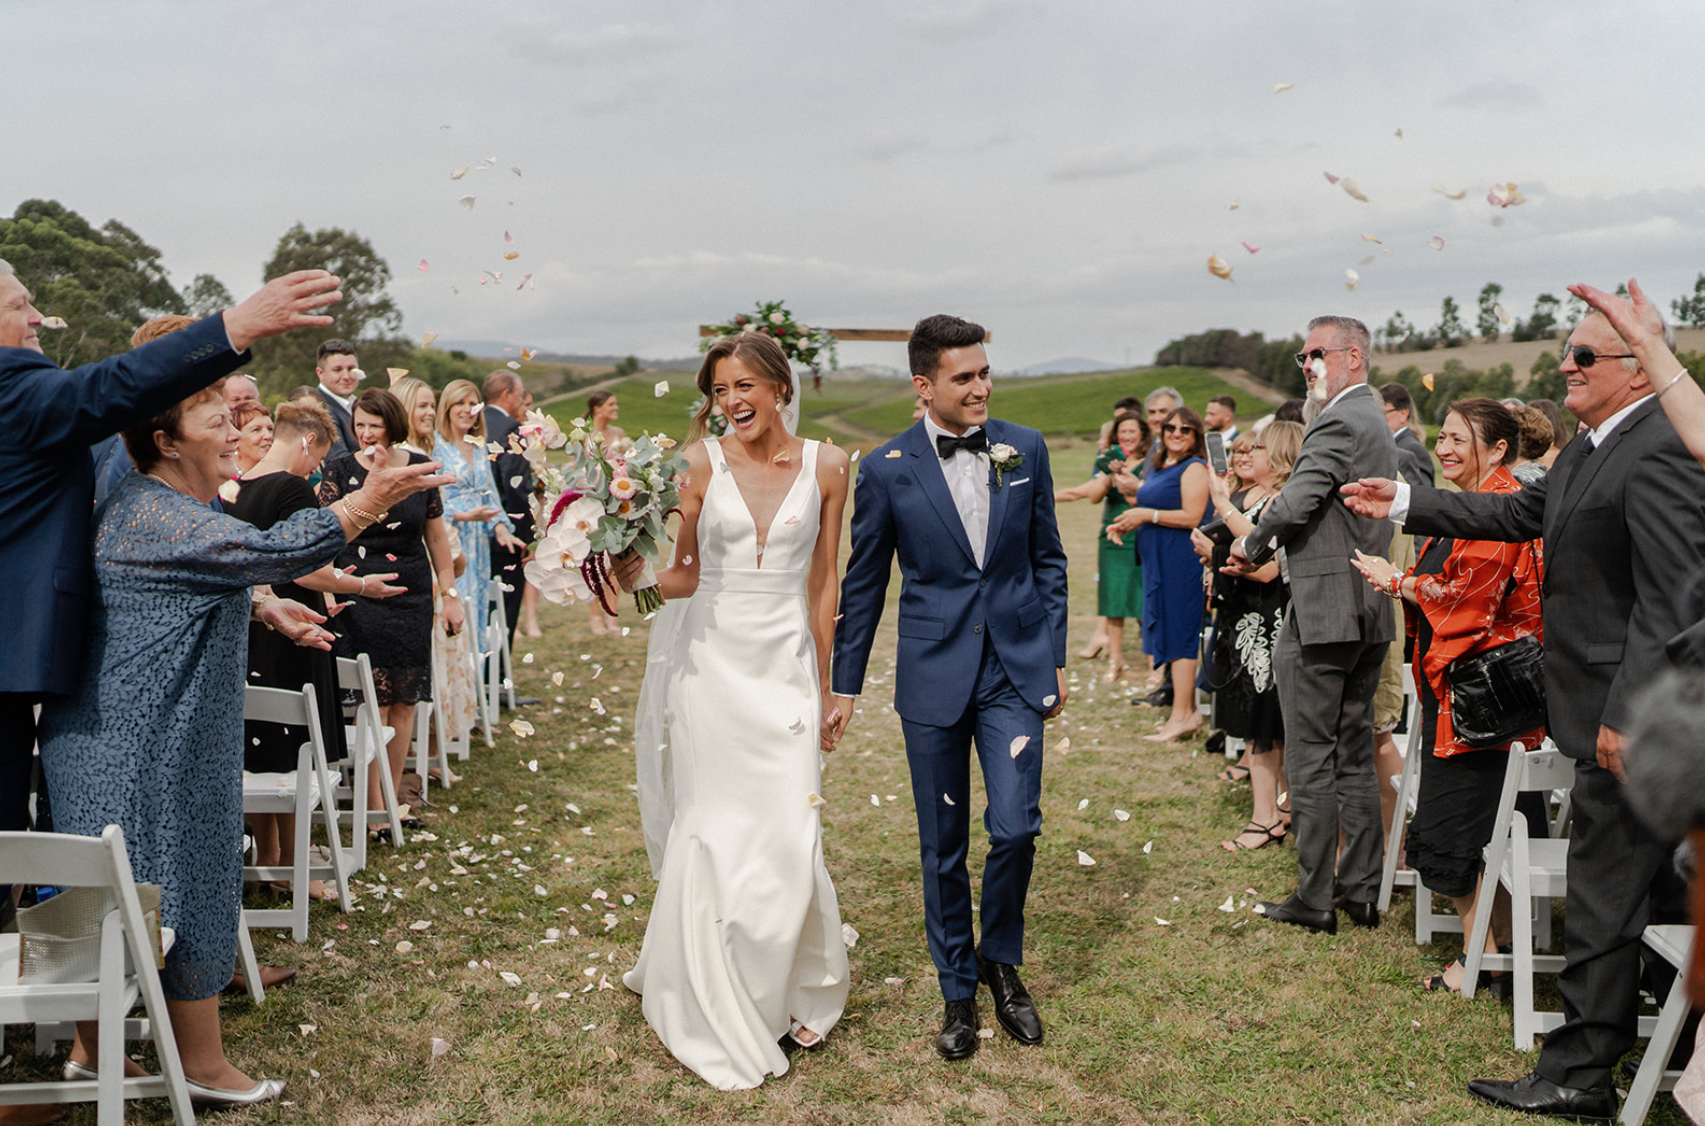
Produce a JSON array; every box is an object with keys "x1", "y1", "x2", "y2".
[
  {"x1": 342, "y1": 498, "x2": 382, "y2": 527},
  {"x1": 1656, "y1": 367, "x2": 1692, "y2": 399}
]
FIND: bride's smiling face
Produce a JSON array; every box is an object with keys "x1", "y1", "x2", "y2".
[{"x1": 712, "y1": 355, "x2": 785, "y2": 442}]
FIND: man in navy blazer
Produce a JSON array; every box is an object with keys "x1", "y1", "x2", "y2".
[
  {"x1": 0, "y1": 263, "x2": 344, "y2": 833},
  {"x1": 830, "y1": 314, "x2": 1069, "y2": 1060}
]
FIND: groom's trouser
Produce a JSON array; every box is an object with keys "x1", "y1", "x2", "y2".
[
  {"x1": 1273, "y1": 621, "x2": 1386, "y2": 911},
  {"x1": 901, "y1": 641, "x2": 1043, "y2": 1002}
]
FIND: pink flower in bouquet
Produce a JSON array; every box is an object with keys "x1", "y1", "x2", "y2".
[{"x1": 609, "y1": 474, "x2": 639, "y2": 502}]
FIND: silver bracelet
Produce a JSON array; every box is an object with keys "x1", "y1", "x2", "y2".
[
  {"x1": 357, "y1": 574, "x2": 368, "y2": 596},
  {"x1": 1657, "y1": 367, "x2": 1692, "y2": 399}
]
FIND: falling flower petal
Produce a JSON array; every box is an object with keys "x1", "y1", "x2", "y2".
[
  {"x1": 1273, "y1": 82, "x2": 1293, "y2": 93},
  {"x1": 504, "y1": 231, "x2": 516, "y2": 246},
  {"x1": 512, "y1": 166, "x2": 523, "y2": 177},
  {"x1": 1009, "y1": 735, "x2": 1030, "y2": 758},
  {"x1": 421, "y1": 331, "x2": 438, "y2": 347},
  {"x1": 1341, "y1": 178, "x2": 1368, "y2": 202},
  {"x1": 504, "y1": 251, "x2": 520, "y2": 260},
  {"x1": 1422, "y1": 372, "x2": 1436, "y2": 392},
  {"x1": 1076, "y1": 850, "x2": 1096, "y2": 867},
  {"x1": 39, "y1": 316, "x2": 69, "y2": 330},
  {"x1": 943, "y1": 793, "x2": 956, "y2": 806},
  {"x1": 509, "y1": 720, "x2": 535, "y2": 737},
  {"x1": 1225, "y1": 200, "x2": 1239, "y2": 211},
  {"x1": 841, "y1": 922, "x2": 859, "y2": 948},
  {"x1": 1494, "y1": 303, "x2": 1514, "y2": 328},
  {"x1": 1207, "y1": 254, "x2": 1233, "y2": 281},
  {"x1": 1431, "y1": 183, "x2": 1467, "y2": 200},
  {"x1": 1114, "y1": 809, "x2": 1131, "y2": 821},
  {"x1": 416, "y1": 260, "x2": 430, "y2": 272},
  {"x1": 518, "y1": 273, "x2": 533, "y2": 289},
  {"x1": 1323, "y1": 171, "x2": 1340, "y2": 185},
  {"x1": 653, "y1": 380, "x2": 670, "y2": 397},
  {"x1": 1428, "y1": 236, "x2": 1445, "y2": 251},
  {"x1": 521, "y1": 347, "x2": 535, "y2": 362},
  {"x1": 507, "y1": 361, "x2": 520, "y2": 370},
  {"x1": 1487, "y1": 182, "x2": 1527, "y2": 208},
  {"x1": 457, "y1": 195, "x2": 476, "y2": 210},
  {"x1": 1344, "y1": 269, "x2": 1360, "y2": 291},
  {"x1": 387, "y1": 367, "x2": 409, "y2": 383},
  {"x1": 1241, "y1": 241, "x2": 1260, "y2": 254},
  {"x1": 1042, "y1": 694, "x2": 1057, "y2": 707},
  {"x1": 1055, "y1": 736, "x2": 1071, "y2": 753},
  {"x1": 807, "y1": 792, "x2": 827, "y2": 808},
  {"x1": 788, "y1": 716, "x2": 806, "y2": 734},
  {"x1": 1361, "y1": 233, "x2": 1382, "y2": 244},
  {"x1": 1394, "y1": 127, "x2": 1403, "y2": 140}
]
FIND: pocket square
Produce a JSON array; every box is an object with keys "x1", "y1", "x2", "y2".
[{"x1": 1009, "y1": 476, "x2": 1031, "y2": 487}]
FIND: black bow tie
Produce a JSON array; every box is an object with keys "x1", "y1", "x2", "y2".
[{"x1": 936, "y1": 430, "x2": 988, "y2": 459}]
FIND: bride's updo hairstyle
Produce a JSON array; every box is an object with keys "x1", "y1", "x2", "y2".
[{"x1": 688, "y1": 331, "x2": 794, "y2": 443}]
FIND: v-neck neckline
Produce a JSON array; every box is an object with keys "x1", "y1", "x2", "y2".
[{"x1": 714, "y1": 438, "x2": 809, "y2": 568}]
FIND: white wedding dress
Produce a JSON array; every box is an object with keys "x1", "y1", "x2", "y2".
[{"x1": 624, "y1": 436, "x2": 849, "y2": 1090}]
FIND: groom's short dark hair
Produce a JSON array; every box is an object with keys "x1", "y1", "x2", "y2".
[{"x1": 909, "y1": 314, "x2": 986, "y2": 381}]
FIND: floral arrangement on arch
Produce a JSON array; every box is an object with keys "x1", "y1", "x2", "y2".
[
  {"x1": 516, "y1": 411, "x2": 689, "y2": 615},
  {"x1": 700, "y1": 300, "x2": 838, "y2": 373}
]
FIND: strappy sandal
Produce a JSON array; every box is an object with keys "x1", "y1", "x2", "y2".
[
  {"x1": 1216, "y1": 764, "x2": 1251, "y2": 784},
  {"x1": 1421, "y1": 960, "x2": 1512, "y2": 999},
  {"x1": 1221, "y1": 820, "x2": 1285, "y2": 851},
  {"x1": 784, "y1": 1019, "x2": 824, "y2": 1050}
]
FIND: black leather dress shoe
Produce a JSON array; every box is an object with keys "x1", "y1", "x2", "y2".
[
  {"x1": 1135, "y1": 682, "x2": 1174, "y2": 708},
  {"x1": 1337, "y1": 899, "x2": 1379, "y2": 929},
  {"x1": 1253, "y1": 894, "x2": 1336, "y2": 934},
  {"x1": 936, "y1": 999, "x2": 980, "y2": 1060},
  {"x1": 1466, "y1": 1071, "x2": 1616, "y2": 1120},
  {"x1": 977, "y1": 953, "x2": 1043, "y2": 1044}
]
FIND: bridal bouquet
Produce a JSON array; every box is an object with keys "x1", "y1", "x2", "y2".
[{"x1": 516, "y1": 410, "x2": 689, "y2": 615}]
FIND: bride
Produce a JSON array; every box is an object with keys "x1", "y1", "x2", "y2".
[{"x1": 616, "y1": 331, "x2": 852, "y2": 1089}]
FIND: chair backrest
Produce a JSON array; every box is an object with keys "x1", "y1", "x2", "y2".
[
  {"x1": 243, "y1": 683, "x2": 318, "y2": 728},
  {"x1": 0, "y1": 827, "x2": 125, "y2": 891},
  {"x1": 1482, "y1": 742, "x2": 1575, "y2": 877}
]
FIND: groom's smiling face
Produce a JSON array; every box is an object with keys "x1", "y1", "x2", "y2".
[{"x1": 918, "y1": 343, "x2": 991, "y2": 434}]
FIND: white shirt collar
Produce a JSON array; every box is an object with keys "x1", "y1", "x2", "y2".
[
  {"x1": 921, "y1": 412, "x2": 984, "y2": 452},
  {"x1": 319, "y1": 384, "x2": 354, "y2": 412},
  {"x1": 1587, "y1": 393, "x2": 1652, "y2": 446},
  {"x1": 1323, "y1": 381, "x2": 1364, "y2": 410}
]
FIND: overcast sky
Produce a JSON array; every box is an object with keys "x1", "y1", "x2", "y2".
[{"x1": 7, "y1": 0, "x2": 1704, "y2": 371}]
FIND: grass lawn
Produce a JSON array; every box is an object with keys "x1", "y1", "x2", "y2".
[{"x1": 10, "y1": 438, "x2": 1683, "y2": 1125}]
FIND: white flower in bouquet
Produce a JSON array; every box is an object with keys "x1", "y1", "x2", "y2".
[{"x1": 519, "y1": 409, "x2": 567, "y2": 450}]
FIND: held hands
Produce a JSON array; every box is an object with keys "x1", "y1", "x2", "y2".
[
  {"x1": 223, "y1": 270, "x2": 343, "y2": 352},
  {"x1": 822, "y1": 694, "x2": 855, "y2": 750},
  {"x1": 261, "y1": 597, "x2": 335, "y2": 651},
  {"x1": 1595, "y1": 724, "x2": 1628, "y2": 782},
  {"x1": 1340, "y1": 477, "x2": 1397, "y2": 519}
]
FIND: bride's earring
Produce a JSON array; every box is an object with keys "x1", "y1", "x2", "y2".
[{"x1": 775, "y1": 397, "x2": 784, "y2": 409}]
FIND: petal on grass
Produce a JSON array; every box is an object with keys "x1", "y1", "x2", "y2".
[{"x1": 1076, "y1": 850, "x2": 1096, "y2": 867}]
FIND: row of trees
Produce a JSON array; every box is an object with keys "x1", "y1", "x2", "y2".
[{"x1": 0, "y1": 199, "x2": 495, "y2": 400}]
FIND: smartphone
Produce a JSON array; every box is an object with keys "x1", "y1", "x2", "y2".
[{"x1": 1206, "y1": 430, "x2": 1228, "y2": 476}]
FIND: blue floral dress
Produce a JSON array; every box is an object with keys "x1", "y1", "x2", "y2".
[
  {"x1": 39, "y1": 473, "x2": 347, "y2": 1001},
  {"x1": 434, "y1": 434, "x2": 511, "y2": 651}
]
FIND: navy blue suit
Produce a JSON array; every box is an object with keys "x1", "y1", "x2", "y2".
[
  {"x1": 832, "y1": 418, "x2": 1068, "y2": 1000},
  {"x1": 0, "y1": 315, "x2": 247, "y2": 828}
]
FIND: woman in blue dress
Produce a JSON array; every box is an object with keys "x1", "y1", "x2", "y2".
[
  {"x1": 434, "y1": 378, "x2": 525, "y2": 654},
  {"x1": 39, "y1": 381, "x2": 443, "y2": 1105},
  {"x1": 1107, "y1": 405, "x2": 1211, "y2": 743}
]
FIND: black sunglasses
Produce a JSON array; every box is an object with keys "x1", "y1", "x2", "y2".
[
  {"x1": 1567, "y1": 345, "x2": 1636, "y2": 369},
  {"x1": 1294, "y1": 345, "x2": 1353, "y2": 368},
  {"x1": 1162, "y1": 424, "x2": 1195, "y2": 435}
]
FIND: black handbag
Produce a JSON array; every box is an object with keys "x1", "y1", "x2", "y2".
[{"x1": 1445, "y1": 634, "x2": 1547, "y2": 749}]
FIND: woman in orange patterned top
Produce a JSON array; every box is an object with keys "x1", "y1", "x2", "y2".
[{"x1": 1351, "y1": 398, "x2": 1545, "y2": 995}]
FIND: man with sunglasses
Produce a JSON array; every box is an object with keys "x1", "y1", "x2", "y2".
[
  {"x1": 314, "y1": 339, "x2": 362, "y2": 457},
  {"x1": 1344, "y1": 303, "x2": 1705, "y2": 1121},
  {"x1": 1224, "y1": 315, "x2": 1398, "y2": 936}
]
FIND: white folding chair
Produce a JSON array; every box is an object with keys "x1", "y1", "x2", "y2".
[
  {"x1": 490, "y1": 579, "x2": 517, "y2": 711},
  {"x1": 333, "y1": 654, "x2": 405, "y2": 864},
  {"x1": 1377, "y1": 668, "x2": 1433, "y2": 919},
  {"x1": 430, "y1": 625, "x2": 472, "y2": 763},
  {"x1": 1620, "y1": 924, "x2": 1697, "y2": 1126},
  {"x1": 408, "y1": 694, "x2": 452, "y2": 793},
  {"x1": 241, "y1": 684, "x2": 353, "y2": 943},
  {"x1": 480, "y1": 618, "x2": 504, "y2": 746},
  {"x1": 1461, "y1": 742, "x2": 1574, "y2": 1049},
  {"x1": 0, "y1": 826, "x2": 195, "y2": 1125}
]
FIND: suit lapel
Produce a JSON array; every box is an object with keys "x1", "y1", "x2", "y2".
[
  {"x1": 983, "y1": 420, "x2": 1011, "y2": 553},
  {"x1": 1547, "y1": 399, "x2": 1655, "y2": 535},
  {"x1": 905, "y1": 422, "x2": 980, "y2": 568}
]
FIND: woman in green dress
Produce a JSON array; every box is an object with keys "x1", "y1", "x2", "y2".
[{"x1": 1055, "y1": 410, "x2": 1148, "y2": 682}]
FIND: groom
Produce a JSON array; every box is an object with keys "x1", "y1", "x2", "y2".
[{"x1": 829, "y1": 313, "x2": 1069, "y2": 1060}]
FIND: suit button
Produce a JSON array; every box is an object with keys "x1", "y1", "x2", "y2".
[
  {"x1": 979, "y1": 579, "x2": 987, "y2": 588},
  {"x1": 973, "y1": 624, "x2": 983, "y2": 634}
]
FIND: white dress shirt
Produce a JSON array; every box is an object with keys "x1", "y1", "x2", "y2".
[
  {"x1": 922, "y1": 412, "x2": 990, "y2": 569},
  {"x1": 1388, "y1": 393, "x2": 1652, "y2": 522},
  {"x1": 318, "y1": 384, "x2": 355, "y2": 415}
]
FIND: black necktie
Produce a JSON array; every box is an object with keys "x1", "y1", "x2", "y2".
[{"x1": 936, "y1": 430, "x2": 988, "y2": 459}]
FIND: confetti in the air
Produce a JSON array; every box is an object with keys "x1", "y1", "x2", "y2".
[
  {"x1": 504, "y1": 251, "x2": 520, "y2": 261},
  {"x1": 1241, "y1": 242, "x2": 1260, "y2": 254},
  {"x1": 1273, "y1": 82, "x2": 1293, "y2": 93},
  {"x1": 1055, "y1": 736, "x2": 1070, "y2": 753},
  {"x1": 457, "y1": 195, "x2": 476, "y2": 210},
  {"x1": 417, "y1": 260, "x2": 430, "y2": 272},
  {"x1": 1422, "y1": 372, "x2": 1436, "y2": 392},
  {"x1": 1494, "y1": 303, "x2": 1514, "y2": 328},
  {"x1": 807, "y1": 792, "x2": 827, "y2": 808},
  {"x1": 1076, "y1": 850, "x2": 1096, "y2": 867},
  {"x1": 1361, "y1": 233, "x2": 1382, "y2": 244},
  {"x1": 509, "y1": 720, "x2": 535, "y2": 738},
  {"x1": 1323, "y1": 171, "x2": 1340, "y2": 185},
  {"x1": 1487, "y1": 182, "x2": 1527, "y2": 208},
  {"x1": 521, "y1": 347, "x2": 535, "y2": 362},
  {"x1": 1428, "y1": 236, "x2": 1446, "y2": 251},
  {"x1": 1009, "y1": 735, "x2": 1030, "y2": 759},
  {"x1": 512, "y1": 166, "x2": 523, "y2": 177},
  {"x1": 450, "y1": 168, "x2": 468, "y2": 180},
  {"x1": 654, "y1": 380, "x2": 670, "y2": 397},
  {"x1": 1225, "y1": 200, "x2": 1239, "y2": 211},
  {"x1": 1431, "y1": 183, "x2": 1467, "y2": 200},
  {"x1": 504, "y1": 231, "x2": 516, "y2": 246},
  {"x1": 1207, "y1": 254, "x2": 1233, "y2": 282},
  {"x1": 1344, "y1": 269, "x2": 1360, "y2": 291},
  {"x1": 40, "y1": 316, "x2": 68, "y2": 330},
  {"x1": 1394, "y1": 127, "x2": 1403, "y2": 140},
  {"x1": 1341, "y1": 179, "x2": 1369, "y2": 202}
]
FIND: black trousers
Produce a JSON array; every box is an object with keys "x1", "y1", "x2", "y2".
[
  {"x1": 1537, "y1": 758, "x2": 1689, "y2": 1089},
  {"x1": 0, "y1": 694, "x2": 41, "y2": 832},
  {"x1": 491, "y1": 537, "x2": 526, "y2": 645}
]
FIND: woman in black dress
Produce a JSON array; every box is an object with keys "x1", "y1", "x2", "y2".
[
  {"x1": 318, "y1": 389, "x2": 462, "y2": 833},
  {"x1": 1193, "y1": 420, "x2": 1303, "y2": 851},
  {"x1": 228, "y1": 399, "x2": 404, "y2": 895}
]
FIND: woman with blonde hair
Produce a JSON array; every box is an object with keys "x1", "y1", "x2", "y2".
[
  {"x1": 392, "y1": 375, "x2": 438, "y2": 456},
  {"x1": 435, "y1": 378, "x2": 525, "y2": 650},
  {"x1": 1195, "y1": 420, "x2": 1303, "y2": 850}
]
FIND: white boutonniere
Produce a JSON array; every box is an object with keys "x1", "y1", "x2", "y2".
[{"x1": 988, "y1": 442, "x2": 1023, "y2": 488}]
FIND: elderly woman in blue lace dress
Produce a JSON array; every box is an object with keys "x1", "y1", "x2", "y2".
[
  {"x1": 434, "y1": 378, "x2": 526, "y2": 652},
  {"x1": 39, "y1": 379, "x2": 445, "y2": 1106}
]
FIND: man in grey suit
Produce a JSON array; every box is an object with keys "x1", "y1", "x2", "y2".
[
  {"x1": 1345, "y1": 296, "x2": 1705, "y2": 1121},
  {"x1": 1226, "y1": 315, "x2": 1398, "y2": 934}
]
